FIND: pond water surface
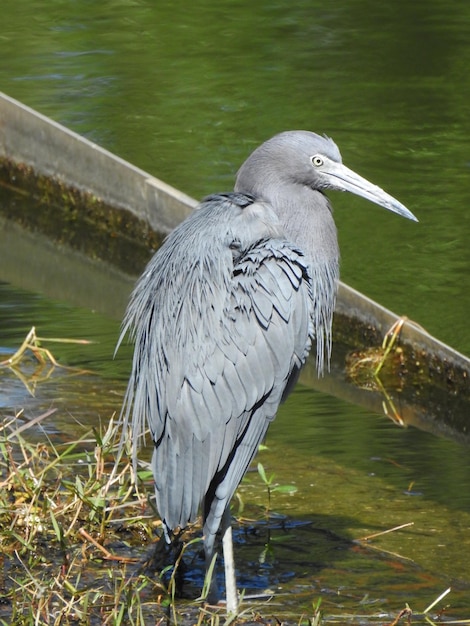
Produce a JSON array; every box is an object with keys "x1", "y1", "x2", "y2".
[{"x1": 1, "y1": 0, "x2": 470, "y2": 621}]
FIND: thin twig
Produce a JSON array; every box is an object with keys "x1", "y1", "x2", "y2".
[
  {"x1": 357, "y1": 522, "x2": 414, "y2": 542},
  {"x1": 78, "y1": 527, "x2": 139, "y2": 563},
  {"x1": 423, "y1": 587, "x2": 451, "y2": 614}
]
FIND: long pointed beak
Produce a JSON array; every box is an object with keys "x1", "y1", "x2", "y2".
[{"x1": 326, "y1": 162, "x2": 418, "y2": 222}]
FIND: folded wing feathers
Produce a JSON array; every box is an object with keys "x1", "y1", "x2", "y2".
[
  {"x1": 121, "y1": 206, "x2": 315, "y2": 534},
  {"x1": 171, "y1": 238, "x2": 313, "y2": 531}
]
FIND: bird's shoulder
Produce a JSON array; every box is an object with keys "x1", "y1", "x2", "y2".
[{"x1": 198, "y1": 192, "x2": 312, "y2": 291}]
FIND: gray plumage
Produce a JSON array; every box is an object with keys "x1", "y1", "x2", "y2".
[
  {"x1": 120, "y1": 192, "x2": 314, "y2": 541},
  {"x1": 118, "y1": 131, "x2": 417, "y2": 612}
]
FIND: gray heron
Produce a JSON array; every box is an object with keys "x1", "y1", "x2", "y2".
[{"x1": 118, "y1": 130, "x2": 417, "y2": 613}]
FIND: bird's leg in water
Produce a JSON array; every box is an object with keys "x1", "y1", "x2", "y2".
[
  {"x1": 204, "y1": 508, "x2": 238, "y2": 613},
  {"x1": 204, "y1": 530, "x2": 220, "y2": 606},
  {"x1": 221, "y1": 507, "x2": 238, "y2": 613}
]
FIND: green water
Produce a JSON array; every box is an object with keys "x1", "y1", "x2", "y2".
[
  {"x1": 1, "y1": 0, "x2": 470, "y2": 620},
  {"x1": 1, "y1": 0, "x2": 469, "y2": 355}
]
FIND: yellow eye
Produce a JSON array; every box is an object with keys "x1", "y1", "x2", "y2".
[{"x1": 311, "y1": 155, "x2": 323, "y2": 167}]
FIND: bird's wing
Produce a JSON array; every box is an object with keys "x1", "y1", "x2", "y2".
[{"x1": 153, "y1": 237, "x2": 314, "y2": 532}]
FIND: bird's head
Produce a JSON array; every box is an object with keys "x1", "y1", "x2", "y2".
[{"x1": 235, "y1": 130, "x2": 417, "y2": 222}]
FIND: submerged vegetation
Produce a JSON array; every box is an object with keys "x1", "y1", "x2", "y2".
[{"x1": 0, "y1": 326, "x2": 93, "y2": 396}]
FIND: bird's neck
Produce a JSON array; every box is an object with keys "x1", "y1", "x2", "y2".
[{"x1": 263, "y1": 184, "x2": 339, "y2": 268}]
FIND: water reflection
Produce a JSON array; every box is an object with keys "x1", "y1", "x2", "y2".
[{"x1": 0, "y1": 281, "x2": 131, "y2": 440}]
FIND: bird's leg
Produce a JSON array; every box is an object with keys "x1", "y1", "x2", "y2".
[
  {"x1": 221, "y1": 507, "x2": 238, "y2": 614},
  {"x1": 204, "y1": 533, "x2": 220, "y2": 606},
  {"x1": 203, "y1": 507, "x2": 238, "y2": 614}
]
